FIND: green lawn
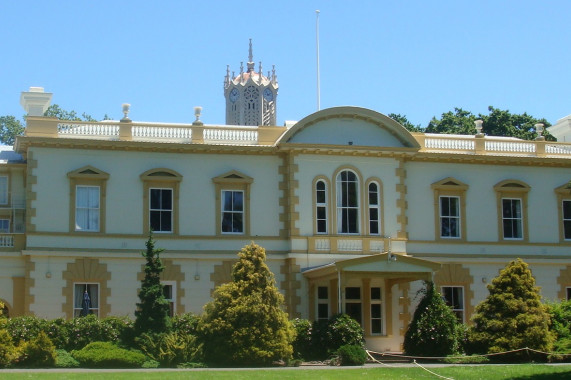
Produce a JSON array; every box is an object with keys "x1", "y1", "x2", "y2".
[{"x1": 1, "y1": 365, "x2": 571, "y2": 380}]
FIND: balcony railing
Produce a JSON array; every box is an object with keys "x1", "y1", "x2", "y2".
[{"x1": 415, "y1": 133, "x2": 571, "y2": 158}]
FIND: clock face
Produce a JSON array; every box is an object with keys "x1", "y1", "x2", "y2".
[
  {"x1": 229, "y1": 88, "x2": 239, "y2": 103},
  {"x1": 263, "y1": 88, "x2": 273, "y2": 102}
]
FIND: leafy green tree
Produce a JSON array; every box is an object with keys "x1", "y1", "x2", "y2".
[
  {"x1": 546, "y1": 300, "x2": 571, "y2": 353},
  {"x1": 0, "y1": 116, "x2": 25, "y2": 146},
  {"x1": 388, "y1": 113, "x2": 423, "y2": 132},
  {"x1": 469, "y1": 259, "x2": 554, "y2": 356},
  {"x1": 44, "y1": 104, "x2": 96, "y2": 122},
  {"x1": 403, "y1": 282, "x2": 461, "y2": 357},
  {"x1": 198, "y1": 242, "x2": 294, "y2": 366},
  {"x1": 134, "y1": 233, "x2": 170, "y2": 335},
  {"x1": 426, "y1": 106, "x2": 552, "y2": 140}
]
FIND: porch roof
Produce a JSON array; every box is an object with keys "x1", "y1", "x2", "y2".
[{"x1": 301, "y1": 253, "x2": 441, "y2": 282}]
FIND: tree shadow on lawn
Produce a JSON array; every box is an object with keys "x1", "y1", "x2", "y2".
[{"x1": 510, "y1": 369, "x2": 571, "y2": 380}]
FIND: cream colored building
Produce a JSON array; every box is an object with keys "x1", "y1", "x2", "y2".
[{"x1": 1, "y1": 62, "x2": 571, "y2": 352}]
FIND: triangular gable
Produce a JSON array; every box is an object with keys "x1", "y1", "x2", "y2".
[
  {"x1": 212, "y1": 170, "x2": 253, "y2": 184},
  {"x1": 303, "y1": 253, "x2": 440, "y2": 280},
  {"x1": 67, "y1": 165, "x2": 109, "y2": 180}
]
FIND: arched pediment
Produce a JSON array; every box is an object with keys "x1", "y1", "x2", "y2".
[{"x1": 278, "y1": 106, "x2": 420, "y2": 149}]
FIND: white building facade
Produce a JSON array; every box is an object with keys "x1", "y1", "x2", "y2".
[{"x1": 0, "y1": 84, "x2": 570, "y2": 352}]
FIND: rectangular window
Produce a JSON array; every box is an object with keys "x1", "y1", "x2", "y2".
[
  {"x1": 0, "y1": 219, "x2": 9, "y2": 233},
  {"x1": 345, "y1": 286, "x2": 362, "y2": 325},
  {"x1": 75, "y1": 186, "x2": 100, "y2": 232},
  {"x1": 73, "y1": 283, "x2": 99, "y2": 317},
  {"x1": 222, "y1": 190, "x2": 244, "y2": 234},
  {"x1": 150, "y1": 188, "x2": 173, "y2": 232},
  {"x1": 0, "y1": 176, "x2": 7, "y2": 205},
  {"x1": 371, "y1": 287, "x2": 383, "y2": 335},
  {"x1": 442, "y1": 286, "x2": 464, "y2": 323},
  {"x1": 563, "y1": 200, "x2": 571, "y2": 241},
  {"x1": 566, "y1": 287, "x2": 571, "y2": 301},
  {"x1": 368, "y1": 183, "x2": 380, "y2": 235},
  {"x1": 162, "y1": 281, "x2": 176, "y2": 317},
  {"x1": 316, "y1": 181, "x2": 328, "y2": 234},
  {"x1": 317, "y1": 286, "x2": 329, "y2": 321},
  {"x1": 502, "y1": 198, "x2": 523, "y2": 239},
  {"x1": 440, "y1": 196, "x2": 460, "y2": 238}
]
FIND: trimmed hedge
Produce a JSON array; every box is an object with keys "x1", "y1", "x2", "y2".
[
  {"x1": 71, "y1": 341, "x2": 147, "y2": 368},
  {"x1": 337, "y1": 344, "x2": 367, "y2": 366}
]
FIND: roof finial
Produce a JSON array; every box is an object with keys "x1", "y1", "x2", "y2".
[{"x1": 247, "y1": 38, "x2": 255, "y2": 72}]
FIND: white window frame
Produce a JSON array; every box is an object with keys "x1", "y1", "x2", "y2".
[
  {"x1": 502, "y1": 198, "x2": 523, "y2": 240},
  {"x1": 336, "y1": 170, "x2": 359, "y2": 234},
  {"x1": 0, "y1": 219, "x2": 10, "y2": 233},
  {"x1": 317, "y1": 286, "x2": 329, "y2": 321},
  {"x1": 370, "y1": 286, "x2": 383, "y2": 335},
  {"x1": 0, "y1": 176, "x2": 8, "y2": 205},
  {"x1": 221, "y1": 190, "x2": 244, "y2": 234},
  {"x1": 162, "y1": 280, "x2": 176, "y2": 317},
  {"x1": 75, "y1": 185, "x2": 100, "y2": 232},
  {"x1": 316, "y1": 180, "x2": 328, "y2": 234},
  {"x1": 368, "y1": 182, "x2": 381, "y2": 235},
  {"x1": 439, "y1": 196, "x2": 461, "y2": 238},
  {"x1": 149, "y1": 188, "x2": 173, "y2": 233},
  {"x1": 441, "y1": 286, "x2": 464, "y2": 323},
  {"x1": 73, "y1": 282, "x2": 99, "y2": 318}
]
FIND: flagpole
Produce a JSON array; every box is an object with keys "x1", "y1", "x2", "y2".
[{"x1": 316, "y1": 10, "x2": 321, "y2": 111}]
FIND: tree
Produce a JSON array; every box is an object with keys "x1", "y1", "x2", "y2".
[
  {"x1": 0, "y1": 116, "x2": 24, "y2": 146},
  {"x1": 388, "y1": 113, "x2": 423, "y2": 132},
  {"x1": 134, "y1": 232, "x2": 170, "y2": 335},
  {"x1": 403, "y1": 281, "x2": 461, "y2": 357},
  {"x1": 469, "y1": 259, "x2": 554, "y2": 357},
  {"x1": 425, "y1": 106, "x2": 552, "y2": 140},
  {"x1": 198, "y1": 242, "x2": 294, "y2": 366},
  {"x1": 43, "y1": 104, "x2": 96, "y2": 122}
]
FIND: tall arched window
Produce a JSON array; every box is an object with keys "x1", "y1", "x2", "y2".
[
  {"x1": 368, "y1": 182, "x2": 381, "y2": 235},
  {"x1": 315, "y1": 180, "x2": 328, "y2": 234},
  {"x1": 337, "y1": 170, "x2": 359, "y2": 234}
]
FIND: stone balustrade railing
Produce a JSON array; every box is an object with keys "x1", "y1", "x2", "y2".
[
  {"x1": 415, "y1": 133, "x2": 571, "y2": 158},
  {"x1": 47, "y1": 120, "x2": 276, "y2": 145}
]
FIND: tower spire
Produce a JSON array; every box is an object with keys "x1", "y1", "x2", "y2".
[{"x1": 247, "y1": 38, "x2": 255, "y2": 72}]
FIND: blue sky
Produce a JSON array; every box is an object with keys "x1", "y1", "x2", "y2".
[{"x1": 1, "y1": 1, "x2": 570, "y2": 127}]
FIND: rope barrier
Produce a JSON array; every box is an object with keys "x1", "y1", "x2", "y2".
[{"x1": 413, "y1": 360, "x2": 455, "y2": 380}]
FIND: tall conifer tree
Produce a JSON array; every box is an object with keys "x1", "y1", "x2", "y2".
[{"x1": 134, "y1": 233, "x2": 170, "y2": 334}]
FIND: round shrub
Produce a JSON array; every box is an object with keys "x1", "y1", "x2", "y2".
[
  {"x1": 311, "y1": 314, "x2": 365, "y2": 360},
  {"x1": 291, "y1": 318, "x2": 312, "y2": 360},
  {"x1": 71, "y1": 341, "x2": 147, "y2": 368},
  {"x1": 19, "y1": 331, "x2": 56, "y2": 368},
  {"x1": 55, "y1": 349, "x2": 79, "y2": 368},
  {"x1": 0, "y1": 328, "x2": 18, "y2": 368},
  {"x1": 337, "y1": 344, "x2": 367, "y2": 366}
]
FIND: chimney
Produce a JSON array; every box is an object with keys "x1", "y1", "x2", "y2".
[{"x1": 20, "y1": 87, "x2": 53, "y2": 116}]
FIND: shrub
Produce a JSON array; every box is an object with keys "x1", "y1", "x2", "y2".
[
  {"x1": 403, "y1": 282, "x2": 460, "y2": 357},
  {"x1": 0, "y1": 329, "x2": 18, "y2": 368},
  {"x1": 71, "y1": 341, "x2": 147, "y2": 368},
  {"x1": 337, "y1": 344, "x2": 367, "y2": 366},
  {"x1": 65, "y1": 315, "x2": 131, "y2": 351},
  {"x1": 18, "y1": 331, "x2": 56, "y2": 368},
  {"x1": 55, "y1": 349, "x2": 79, "y2": 368},
  {"x1": 291, "y1": 318, "x2": 312, "y2": 360},
  {"x1": 171, "y1": 313, "x2": 200, "y2": 335},
  {"x1": 137, "y1": 332, "x2": 202, "y2": 367},
  {"x1": 547, "y1": 299, "x2": 571, "y2": 353},
  {"x1": 43, "y1": 318, "x2": 69, "y2": 349},
  {"x1": 469, "y1": 259, "x2": 554, "y2": 360},
  {"x1": 5, "y1": 315, "x2": 46, "y2": 344},
  {"x1": 310, "y1": 314, "x2": 364, "y2": 360},
  {"x1": 198, "y1": 243, "x2": 295, "y2": 366}
]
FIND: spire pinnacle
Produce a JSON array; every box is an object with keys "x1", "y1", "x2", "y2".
[{"x1": 247, "y1": 38, "x2": 255, "y2": 72}]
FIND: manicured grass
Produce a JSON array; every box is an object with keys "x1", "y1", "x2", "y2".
[{"x1": 1, "y1": 365, "x2": 571, "y2": 380}]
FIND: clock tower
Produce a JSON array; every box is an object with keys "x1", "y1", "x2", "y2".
[{"x1": 224, "y1": 39, "x2": 278, "y2": 126}]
